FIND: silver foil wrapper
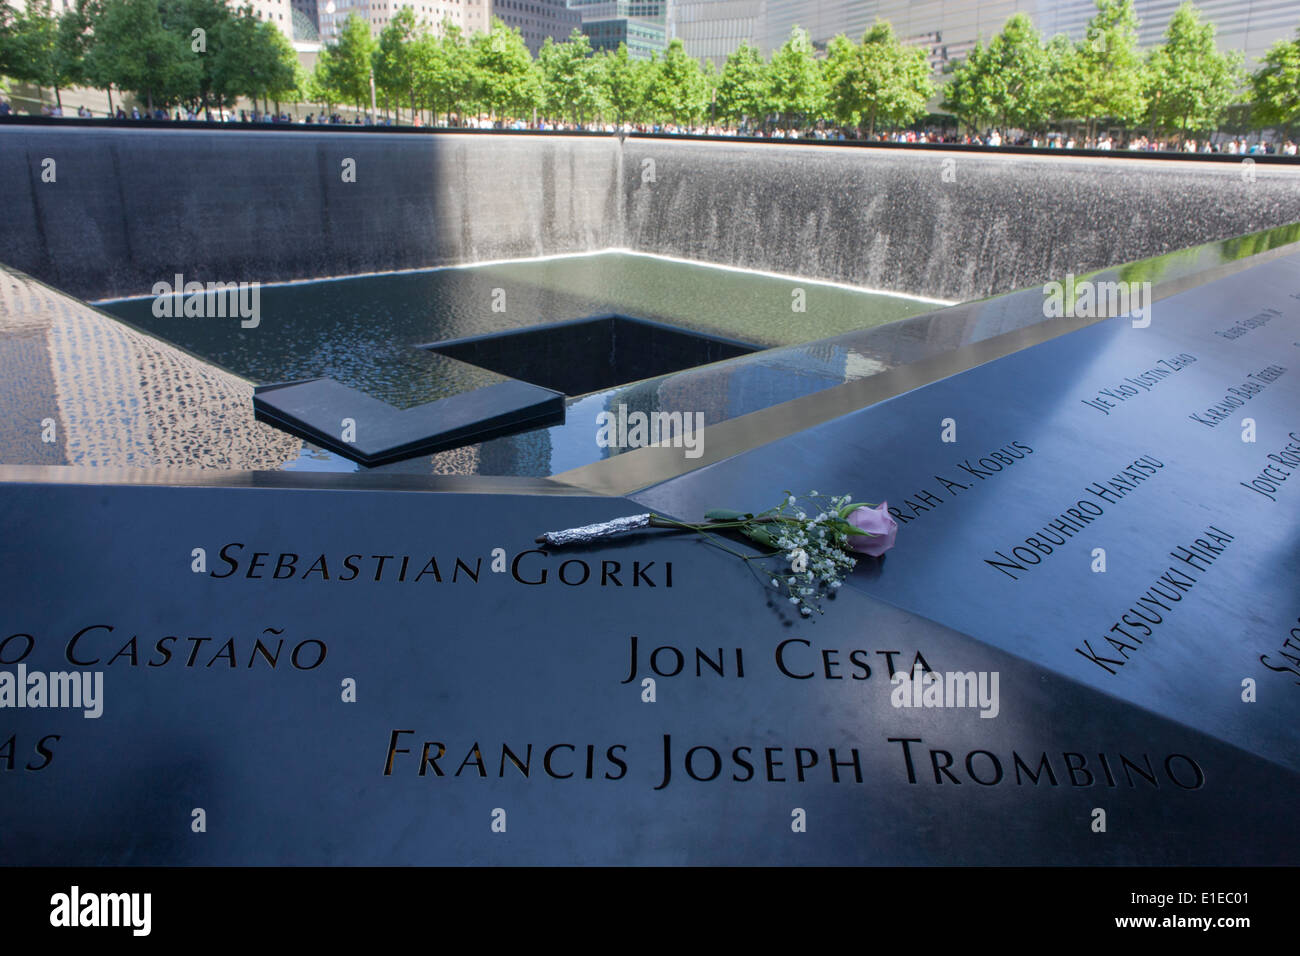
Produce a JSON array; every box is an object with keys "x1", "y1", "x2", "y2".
[{"x1": 537, "y1": 513, "x2": 653, "y2": 546}]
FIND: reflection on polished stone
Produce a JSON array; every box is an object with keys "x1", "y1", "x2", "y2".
[
  {"x1": 0, "y1": 266, "x2": 301, "y2": 469},
  {"x1": 4, "y1": 220, "x2": 1300, "y2": 478}
]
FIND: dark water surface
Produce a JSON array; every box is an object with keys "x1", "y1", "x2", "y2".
[{"x1": 97, "y1": 252, "x2": 944, "y2": 408}]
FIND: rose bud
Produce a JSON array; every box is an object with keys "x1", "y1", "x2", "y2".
[{"x1": 845, "y1": 502, "x2": 898, "y2": 556}]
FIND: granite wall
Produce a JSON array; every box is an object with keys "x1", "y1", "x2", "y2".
[{"x1": 3, "y1": 125, "x2": 1299, "y2": 302}]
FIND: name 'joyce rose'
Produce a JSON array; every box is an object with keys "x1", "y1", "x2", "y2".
[{"x1": 846, "y1": 501, "x2": 898, "y2": 557}]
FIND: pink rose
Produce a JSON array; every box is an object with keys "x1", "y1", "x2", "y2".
[{"x1": 846, "y1": 502, "x2": 897, "y2": 556}]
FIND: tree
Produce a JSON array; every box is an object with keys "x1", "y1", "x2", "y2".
[
  {"x1": 538, "y1": 29, "x2": 601, "y2": 125},
  {"x1": 595, "y1": 42, "x2": 643, "y2": 127},
  {"x1": 943, "y1": 15, "x2": 1051, "y2": 134},
  {"x1": 12, "y1": 0, "x2": 61, "y2": 103},
  {"x1": 829, "y1": 21, "x2": 934, "y2": 137},
  {"x1": 1039, "y1": 32, "x2": 1081, "y2": 126},
  {"x1": 417, "y1": 20, "x2": 475, "y2": 124},
  {"x1": 0, "y1": 1, "x2": 19, "y2": 80},
  {"x1": 255, "y1": 17, "x2": 298, "y2": 112},
  {"x1": 1145, "y1": 3, "x2": 1243, "y2": 141},
  {"x1": 984, "y1": 13, "x2": 1049, "y2": 130},
  {"x1": 307, "y1": 47, "x2": 338, "y2": 111},
  {"x1": 939, "y1": 39, "x2": 997, "y2": 133},
  {"x1": 715, "y1": 40, "x2": 768, "y2": 129},
  {"x1": 156, "y1": 0, "x2": 235, "y2": 116},
  {"x1": 52, "y1": 3, "x2": 92, "y2": 107},
  {"x1": 211, "y1": 5, "x2": 290, "y2": 113},
  {"x1": 85, "y1": 0, "x2": 198, "y2": 112},
  {"x1": 1068, "y1": 0, "x2": 1148, "y2": 137},
  {"x1": 9, "y1": 0, "x2": 90, "y2": 107},
  {"x1": 375, "y1": 5, "x2": 421, "y2": 120},
  {"x1": 319, "y1": 12, "x2": 375, "y2": 112},
  {"x1": 645, "y1": 37, "x2": 707, "y2": 127},
  {"x1": 766, "y1": 25, "x2": 823, "y2": 130},
  {"x1": 1251, "y1": 26, "x2": 1300, "y2": 137},
  {"x1": 471, "y1": 17, "x2": 538, "y2": 122}
]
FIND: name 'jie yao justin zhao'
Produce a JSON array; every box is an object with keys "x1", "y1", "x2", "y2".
[{"x1": 200, "y1": 541, "x2": 675, "y2": 587}]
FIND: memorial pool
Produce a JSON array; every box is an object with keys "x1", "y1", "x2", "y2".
[{"x1": 95, "y1": 251, "x2": 944, "y2": 409}]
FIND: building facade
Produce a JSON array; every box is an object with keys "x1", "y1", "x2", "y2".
[
  {"x1": 317, "y1": 0, "x2": 489, "y2": 42},
  {"x1": 670, "y1": 0, "x2": 763, "y2": 66},
  {"x1": 672, "y1": 0, "x2": 1299, "y2": 71},
  {"x1": 489, "y1": 0, "x2": 582, "y2": 54},
  {"x1": 571, "y1": 0, "x2": 667, "y2": 59}
]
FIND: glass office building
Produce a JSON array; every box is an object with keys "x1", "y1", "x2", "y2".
[
  {"x1": 672, "y1": 0, "x2": 1299, "y2": 71},
  {"x1": 571, "y1": 0, "x2": 668, "y2": 58}
]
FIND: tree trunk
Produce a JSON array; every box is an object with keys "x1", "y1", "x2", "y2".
[
  {"x1": 107, "y1": 86, "x2": 113, "y2": 115},
  {"x1": 147, "y1": 89, "x2": 154, "y2": 112}
]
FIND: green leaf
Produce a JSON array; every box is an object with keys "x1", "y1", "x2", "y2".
[
  {"x1": 704, "y1": 508, "x2": 751, "y2": 521},
  {"x1": 742, "y1": 525, "x2": 778, "y2": 549}
]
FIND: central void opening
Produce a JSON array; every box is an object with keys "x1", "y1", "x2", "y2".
[{"x1": 424, "y1": 314, "x2": 760, "y2": 396}]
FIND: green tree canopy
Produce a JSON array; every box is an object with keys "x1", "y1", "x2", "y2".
[
  {"x1": 211, "y1": 4, "x2": 296, "y2": 110},
  {"x1": 318, "y1": 12, "x2": 376, "y2": 110},
  {"x1": 645, "y1": 37, "x2": 707, "y2": 126},
  {"x1": 470, "y1": 17, "x2": 538, "y2": 121},
  {"x1": 416, "y1": 20, "x2": 476, "y2": 122},
  {"x1": 715, "y1": 40, "x2": 768, "y2": 128},
  {"x1": 375, "y1": 5, "x2": 422, "y2": 118},
  {"x1": 828, "y1": 20, "x2": 934, "y2": 136},
  {"x1": 1039, "y1": 32, "x2": 1081, "y2": 126},
  {"x1": 1145, "y1": 2, "x2": 1243, "y2": 139},
  {"x1": 940, "y1": 39, "x2": 996, "y2": 131},
  {"x1": 0, "y1": 1, "x2": 19, "y2": 79},
  {"x1": 942, "y1": 15, "x2": 1050, "y2": 133},
  {"x1": 85, "y1": 0, "x2": 198, "y2": 111},
  {"x1": 1250, "y1": 26, "x2": 1300, "y2": 134},
  {"x1": 1068, "y1": 0, "x2": 1149, "y2": 135},
  {"x1": 594, "y1": 41, "x2": 644, "y2": 126},
  {"x1": 8, "y1": 0, "x2": 91, "y2": 105},
  {"x1": 160, "y1": 0, "x2": 232, "y2": 113},
  {"x1": 766, "y1": 25, "x2": 823, "y2": 129},
  {"x1": 537, "y1": 28, "x2": 601, "y2": 124}
]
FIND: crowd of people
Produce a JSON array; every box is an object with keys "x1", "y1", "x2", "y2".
[{"x1": 2, "y1": 94, "x2": 1296, "y2": 154}]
